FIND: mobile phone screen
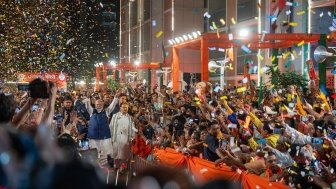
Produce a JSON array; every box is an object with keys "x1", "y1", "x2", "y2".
[
  {"x1": 312, "y1": 137, "x2": 324, "y2": 145},
  {"x1": 273, "y1": 128, "x2": 283, "y2": 135}
]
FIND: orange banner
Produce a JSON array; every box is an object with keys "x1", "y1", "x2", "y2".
[
  {"x1": 17, "y1": 72, "x2": 67, "y2": 91},
  {"x1": 154, "y1": 148, "x2": 289, "y2": 189}
]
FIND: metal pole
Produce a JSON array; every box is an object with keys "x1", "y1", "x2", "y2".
[{"x1": 220, "y1": 66, "x2": 225, "y2": 89}]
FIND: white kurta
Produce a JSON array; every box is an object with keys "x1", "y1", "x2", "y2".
[{"x1": 110, "y1": 112, "x2": 135, "y2": 159}]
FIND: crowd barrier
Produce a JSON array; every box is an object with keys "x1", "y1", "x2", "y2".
[{"x1": 153, "y1": 148, "x2": 289, "y2": 189}]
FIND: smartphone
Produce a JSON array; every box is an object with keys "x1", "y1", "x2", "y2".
[
  {"x1": 230, "y1": 137, "x2": 235, "y2": 147},
  {"x1": 301, "y1": 116, "x2": 308, "y2": 122},
  {"x1": 31, "y1": 104, "x2": 39, "y2": 112},
  {"x1": 273, "y1": 128, "x2": 283, "y2": 135},
  {"x1": 221, "y1": 140, "x2": 227, "y2": 150},
  {"x1": 327, "y1": 130, "x2": 336, "y2": 140},
  {"x1": 211, "y1": 112, "x2": 216, "y2": 118},
  {"x1": 311, "y1": 137, "x2": 324, "y2": 145},
  {"x1": 55, "y1": 114, "x2": 64, "y2": 128}
]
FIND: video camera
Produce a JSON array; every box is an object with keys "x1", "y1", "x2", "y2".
[{"x1": 18, "y1": 78, "x2": 53, "y2": 99}]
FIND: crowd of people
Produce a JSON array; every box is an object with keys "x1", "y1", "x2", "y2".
[{"x1": 1, "y1": 78, "x2": 336, "y2": 189}]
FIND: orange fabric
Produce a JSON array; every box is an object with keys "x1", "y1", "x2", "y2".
[
  {"x1": 154, "y1": 148, "x2": 289, "y2": 189},
  {"x1": 132, "y1": 134, "x2": 151, "y2": 158}
]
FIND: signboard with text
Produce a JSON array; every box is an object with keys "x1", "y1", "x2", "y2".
[{"x1": 17, "y1": 72, "x2": 67, "y2": 91}]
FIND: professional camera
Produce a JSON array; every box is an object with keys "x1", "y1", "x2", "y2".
[{"x1": 29, "y1": 78, "x2": 53, "y2": 99}]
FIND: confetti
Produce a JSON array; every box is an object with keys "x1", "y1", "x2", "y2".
[
  {"x1": 328, "y1": 11, "x2": 332, "y2": 17},
  {"x1": 237, "y1": 87, "x2": 247, "y2": 93},
  {"x1": 297, "y1": 40, "x2": 305, "y2": 47},
  {"x1": 212, "y1": 22, "x2": 217, "y2": 30},
  {"x1": 289, "y1": 22, "x2": 298, "y2": 26},
  {"x1": 155, "y1": 31, "x2": 163, "y2": 38},
  {"x1": 203, "y1": 12, "x2": 211, "y2": 18},
  {"x1": 286, "y1": 2, "x2": 293, "y2": 6},
  {"x1": 228, "y1": 33, "x2": 233, "y2": 40},
  {"x1": 257, "y1": 53, "x2": 264, "y2": 61},
  {"x1": 241, "y1": 45, "x2": 251, "y2": 54},
  {"x1": 286, "y1": 10, "x2": 291, "y2": 15},
  {"x1": 297, "y1": 11, "x2": 305, "y2": 15},
  {"x1": 220, "y1": 18, "x2": 225, "y2": 25},
  {"x1": 320, "y1": 12, "x2": 324, "y2": 18},
  {"x1": 231, "y1": 17, "x2": 236, "y2": 25}
]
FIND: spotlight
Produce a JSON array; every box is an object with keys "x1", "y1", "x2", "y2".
[
  {"x1": 239, "y1": 29, "x2": 249, "y2": 37},
  {"x1": 188, "y1": 34, "x2": 193, "y2": 40},
  {"x1": 175, "y1": 37, "x2": 180, "y2": 43},
  {"x1": 197, "y1": 31, "x2": 201, "y2": 35},
  {"x1": 134, "y1": 60, "x2": 140, "y2": 65},
  {"x1": 169, "y1": 40, "x2": 173, "y2": 45}
]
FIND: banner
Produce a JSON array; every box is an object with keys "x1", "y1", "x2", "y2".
[
  {"x1": 154, "y1": 148, "x2": 289, "y2": 189},
  {"x1": 17, "y1": 72, "x2": 67, "y2": 91}
]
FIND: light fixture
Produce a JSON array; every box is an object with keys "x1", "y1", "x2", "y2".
[
  {"x1": 239, "y1": 29, "x2": 249, "y2": 38},
  {"x1": 197, "y1": 31, "x2": 201, "y2": 36},
  {"x1": 183, "y1": 35, "x2": 188, "y2": 40},
  {"x1": 169, "y1": 40, "x2": 173, "y2": 45},
  {"x1": 179, "y1": 37, "x2": 184, "y2": 42},
  {"x1": 79, "y1": 80, "x2": 85, "y2": 85},
  {"x1": 109, "y1": 60, "x2": 116, "y2": 66},
  {"x1": 134, "y1": 60, "x2": 140, "y2": 65},
  {"x1": 175, "y1": 37, "x2": 180, "y2": 43},
  {"x1": 188, "y1": 34, "x2": 193, "y2": 40},
  {"x1": 192, "y1": 32, "x2": 198, "y2": 38}
]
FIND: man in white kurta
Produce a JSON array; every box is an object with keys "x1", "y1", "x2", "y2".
[{"x1": 110, "y1": 103, "x2": 136, "y2": 168}]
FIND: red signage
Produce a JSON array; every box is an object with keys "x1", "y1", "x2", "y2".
[{"x1": 17, "y1": 72, "x2": 67, "y2": 90}]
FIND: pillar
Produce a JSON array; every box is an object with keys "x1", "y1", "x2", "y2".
[
  {"x1": 201, "y1": 37, "x2": 209, "y2": 82},
  {"x1": 95, "y1": 67, "x2": 100, "y2": 92},
  {"x1": 318, "y1": 34, "x2": 327, "y2": 94},
  {"x1": 172, "y1": 47, "x2": 180, "y2": 92},
  {"x1": 102, "y1": 64, "x2": 107, "y2": 94}
]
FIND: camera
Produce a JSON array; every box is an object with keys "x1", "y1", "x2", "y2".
[{"x1": 29, "y1": 78, "x2": 53, "y2": 99}]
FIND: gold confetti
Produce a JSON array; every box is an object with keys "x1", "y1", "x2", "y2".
[
  {"x1": 220, "y1": 18, "x2": 225, "y2": 25},
  {"x1": 155, "y1": 31, "x2": 163, "y2": 38},
  {"x1": 297, "y1": 40, "x2": 305, "y2": 46},
  {"x1": 231, "y1": 17, "x2": 236, "y2": 25},
  {"x1": 296, "y1": 11, "x2": 305, "y2": 15}
]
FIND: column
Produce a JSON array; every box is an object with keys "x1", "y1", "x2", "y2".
[
  {"x1": 95, "y1": 67, "x2": 100, "y2": 92},
  {"x1": 201, "y1": 36, "x2": 209, "y2": 82},
  {"x1": 172, "y1": 47, "x2": 180, "y2": 92}
]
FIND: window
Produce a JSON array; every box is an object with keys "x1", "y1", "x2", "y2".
[
  {"x1": 144, "y1": 0, "x2": 151, "y2": 21},
  {"x1": 142, "y1": 22, "x2": 150, "y2": 51},
  {"x1": 130, "y1": 1, "x2": 138, "y2": 27},
  {"x1": 237, "y1": 0, "x2": 257, "y2": 22},
  {"x1": 236, "y1": 48, "x2": 258, "y2": 75},
  {"x1": 209, "y1": 0, "x2": 226, "y2": 30},
  {"x1": 130, "y1": 29, "x2": 138, "y2": 54}
]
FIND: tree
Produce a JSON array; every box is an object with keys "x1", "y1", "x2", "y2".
[{"x1": 266, "y1": 65, "x2": 308, "y2": 89}]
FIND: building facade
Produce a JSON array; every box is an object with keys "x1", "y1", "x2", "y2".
[{"x1": 119, "y1": 0, "x2": 335, "y2": 90}]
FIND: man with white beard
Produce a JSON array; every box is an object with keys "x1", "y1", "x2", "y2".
[{"x1": 110, "y1": 102, "x2": 136, "y2": 172}]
